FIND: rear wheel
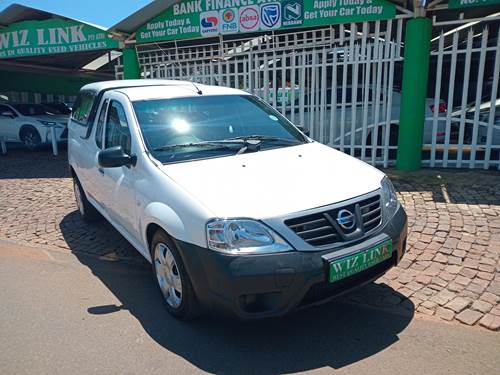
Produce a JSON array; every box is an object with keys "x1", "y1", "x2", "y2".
[
  {"x1": 20, "y1": 127, "x2": 41, "y2": 151},
  {"x1": 151, "y1": 230, "x2": 199, "y2": 320},
  {"x1": 73, "y1": 177, "x2": 100, "y2": 222}
]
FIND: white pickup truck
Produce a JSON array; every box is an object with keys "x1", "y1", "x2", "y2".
[{"x1": 68, "y1": 80, "x2": 407, "y2": 319}]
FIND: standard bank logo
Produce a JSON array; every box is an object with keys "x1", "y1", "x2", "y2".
[{"x1": 260, "y1": 3, "x2": 281, "y2": 30}]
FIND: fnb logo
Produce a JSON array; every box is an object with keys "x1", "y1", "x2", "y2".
[
  {"x1": 220, "y1": 8, "x2": 238, "y2": 34},
  {"x1": 200, "y1": 11, "x2": 220, "y2": 37},
  {"x1": 222, "y1": 9, "x2": 235, "y2": 22}
]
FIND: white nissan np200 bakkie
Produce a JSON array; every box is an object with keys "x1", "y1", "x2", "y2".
[{"x1": 68, "y1": 80, "x2": 407, "y2": 320}]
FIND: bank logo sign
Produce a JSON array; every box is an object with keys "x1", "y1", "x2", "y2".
[
  {"x1": 200, "y1": 11, "x2": 219, "y2": 37},
  {"x1": 260, "y1": 3, "x2": 281, "y2": 30},
  {"x1": 239, "y1": 6, "x2": 260, "y2": 32},
  {"x1": 283, "y1": 0, "x2": 304, "y2": 27},
  {"x1": 137, "y1": 0, "x2": 396, "y2": 44},
  {"x1": 220, "y1": 8, "x2": 238, "y2": 34},
  {"x1": 0, "y1": 18, "x2": 119, "y2": 59}
]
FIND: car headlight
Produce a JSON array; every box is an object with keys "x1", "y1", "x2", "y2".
[
  {"x1": 38, "y1": 120, "x2": 57, "y2": 127},
  {"x1": 381, "y1": 176, "x2": 399, "y2": 220},
  {"x1": 206, "y1": 219, "x2": 292, "y2": 254}
]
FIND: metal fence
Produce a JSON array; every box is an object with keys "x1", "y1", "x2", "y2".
[
  {"x1": 0, "y1": 91, "x2": 76, "y2": 105},
  {"x1": 115, "y1": 14, "x2": 500, "y2": 170},
  {"x1": 425, "y1": 19, "x2": 500, "y2": 169},
  {"x1": 117, "y1": 20, "x2": 407, "y2": 167}
]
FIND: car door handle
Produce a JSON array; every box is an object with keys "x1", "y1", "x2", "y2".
[{"x1": 98, "y1": 167, "x2": 105, "y2": 175}]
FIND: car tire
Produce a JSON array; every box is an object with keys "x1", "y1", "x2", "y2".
[
  {"x1": 151, "y1": 230, "x2": 199, "y2": 320},
  {"x1": 73, "y1": 177, "x2": 100, "y2": 222},
  {"x1": 20, "y1": 126, "x2": 42, "y2": 151}
]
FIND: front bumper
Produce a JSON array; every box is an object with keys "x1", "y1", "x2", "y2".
[{"x1": 175, "y1": 205, "x2": 407, "y2": 319}]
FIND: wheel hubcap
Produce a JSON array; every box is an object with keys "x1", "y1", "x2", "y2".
[
  {"x1": 154, "y1": 243, "x2": 182, "y2": 308},
  {"x1": 74, "y1": 182, "x2": 85, "y2": 216}
]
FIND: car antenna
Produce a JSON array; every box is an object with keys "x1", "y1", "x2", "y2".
[{"x1": 191, "y1": 80, "x2": 203, "y2": 95}]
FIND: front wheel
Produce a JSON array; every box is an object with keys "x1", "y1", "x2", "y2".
[{"x1": 151, "y1": 230, "x2": 199, "y2": 320}]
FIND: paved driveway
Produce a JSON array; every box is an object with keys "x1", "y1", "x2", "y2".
[{"x1": 0, "y1": 149, "x2": 499, "y2": 330}]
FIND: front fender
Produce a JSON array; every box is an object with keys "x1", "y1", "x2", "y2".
[{"x1": 141, "y1": 202, "x2": 187, "y2": 249}]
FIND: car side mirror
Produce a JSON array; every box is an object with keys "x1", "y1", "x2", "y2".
[
  {"x1": 0, "y1": 110, "x2": 15, "y2": 118},
  {"x1": 98, "y1": 146, "x2": 136, "y2": 168},
  {"x1": 297, "y1": 126, "x2": 310, "y2": 137}
]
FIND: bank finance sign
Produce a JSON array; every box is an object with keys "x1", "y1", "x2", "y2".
[
  {"x1": 137, "y1": 0, "x2": 395, "y2": 43},
  {"x1": 0, "y1": 18, "x2": 119, "y2": 59}
]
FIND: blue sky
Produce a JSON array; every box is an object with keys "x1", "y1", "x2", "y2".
[{"x1": 0, "y1": 0, "x2": 153, "y2": 28}]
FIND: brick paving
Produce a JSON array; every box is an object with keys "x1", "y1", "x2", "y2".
[{"x1": 1, "y1": 149, "x2": 499, "y2": 330}]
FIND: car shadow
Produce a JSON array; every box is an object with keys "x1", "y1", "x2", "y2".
[{"x1": 60, "y1": 213, "x2": 415, "y2": 374}]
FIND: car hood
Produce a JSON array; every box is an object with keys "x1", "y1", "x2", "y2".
[{"x1": 160, "y1": 142, "x2": 385, "y2": 219}]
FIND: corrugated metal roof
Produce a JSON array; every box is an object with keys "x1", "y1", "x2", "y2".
[
  {"x1": 0, "y1": 3, "x2": 107, "y2": 30},
  {"x1": 109, "y1": 0, "x2": 179, "y2": 36}
]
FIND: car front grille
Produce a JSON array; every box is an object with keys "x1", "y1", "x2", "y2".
[{"x1": 284, "y1": 194, "x2": 382, "y2": 248}]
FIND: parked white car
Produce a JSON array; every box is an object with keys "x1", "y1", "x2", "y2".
[
  {"x1": 276, "y1": 87, "x2": 447, "y2": 147},
  {"x1": 68, "y1": 80, "x2": 407, "y2": 319},
  {"x1": 0, "y1": 103, "x2": 68, "y2": 150}
]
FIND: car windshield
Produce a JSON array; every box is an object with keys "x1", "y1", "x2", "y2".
[
  {"x1": 11, "y1": 104, "x2": 48, "y2": 116},
  {"x1": 132, "y1": 95, "x2": 307, "y2": 163}
]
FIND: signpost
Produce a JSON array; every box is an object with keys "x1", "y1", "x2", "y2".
[
  {"x1": 0, "y1": 18, "x2": 119, "y2": 59},
  {"x1": 137, "y1": 0, "x2": 396, "y2": 44}
]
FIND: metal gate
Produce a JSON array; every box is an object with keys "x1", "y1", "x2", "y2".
[
  {"x1": 117, "y1": 20, "x2": 407, "y2": 167},
  {"x1": 425, "y1": 16, "x2": 500, "y2": 169}
]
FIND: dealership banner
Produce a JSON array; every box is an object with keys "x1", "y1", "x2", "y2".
[
  {"x1": 448, "y1": 0, "x2": 500, "y2": 8},
  {"x1": 0, "y1": 19, "x2": 119, "y2": 59},
  {"x1": 137, "y1": 0, "x2": 396, "y2": 44}
]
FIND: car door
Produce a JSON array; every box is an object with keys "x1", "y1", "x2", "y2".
[
  {"x1": 82, "y1": 97, "x2": 109, "y2": 206},
  {"x1": 100, "y1": 94, "x2": 139, "y2": 240},
  {"x1": 0, "y1": 104, "x2": 20, "y2": 141}
]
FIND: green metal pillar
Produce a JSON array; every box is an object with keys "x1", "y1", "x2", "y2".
[
  {"x1": 122, "y1": 46, "x2": 141, "y2": 80},
  {"x1": 396, "y1": 17, "x2": 432, "y2": 171}
]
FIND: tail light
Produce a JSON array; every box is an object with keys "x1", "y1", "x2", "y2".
[{"x1": 431, "y1": 103, "x2": 447, "y2": 113}]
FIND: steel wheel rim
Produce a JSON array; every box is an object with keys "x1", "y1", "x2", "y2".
[
  {"x1": 74, "y1": 182, "x2": 85, "y2": 216},
  {"x1": 154, "y1": 242, "x2": 182, "y2": 308}
]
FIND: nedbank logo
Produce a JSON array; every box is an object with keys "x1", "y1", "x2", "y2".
[{"x1": 282, "y1": 0, "x2": 304, "y2": 27}]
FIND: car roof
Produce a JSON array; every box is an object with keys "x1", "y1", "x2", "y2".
[
  {"x1": 117, "y1": 83, "x2": 250, "y2": 101},
  {"x1": 80, "y1": 79, "x2": 250, "y2": 101}
]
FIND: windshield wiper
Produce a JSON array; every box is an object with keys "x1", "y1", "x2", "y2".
[
  {"x1": 153, "y1": 141, "x2": 241, "y2": 152},
  {"x1": 153, "y1": 136, "x2": 303, "y2": 154},
  {"x1": 225, "y1": 135, "x2": 303, "y2": 144}
]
